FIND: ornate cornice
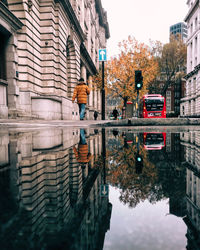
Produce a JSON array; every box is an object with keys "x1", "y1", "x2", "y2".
[
  {"x1": 56, "y1": 0, "x2": 110, "y2": 40},
  {"x1": 55, "y1": 0, "x2": 85, "y2": 42},
  {"x1": 0, "y1": 2, "x2": 23, "y2": 31},
  {"x1": 80, "y1": 43, "x2": 97, "y2": 75},
  {"x1": 184, "y1": 0, "x2": 199, "y2": 22},
  {"x1": 56, "y1": 0, "x2": 98, "y2": 75},
  {"x1": 95, "y1": 0, "x2": 110, "y2": 39},
  {"x1": 184, "y1": 63, "x2": 200, "y2": 80}
]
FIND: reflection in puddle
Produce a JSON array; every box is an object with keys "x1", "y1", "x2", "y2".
[
  {"x1": 0, "y1": 128, "x2": 200, "y2": 249},
  {"x1": 143, "y1": 132, "x2": 166, "y2": 150}
]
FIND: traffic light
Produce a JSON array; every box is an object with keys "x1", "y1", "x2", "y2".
[
  {"x1": 135, "y1": 153, "x2": 143, "y2": 174},
  {"x1": 135, "y1": 70, "x2": 143, "y2": 90}
]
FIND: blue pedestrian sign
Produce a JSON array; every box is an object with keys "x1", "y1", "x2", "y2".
[
  {"x1": 100, "y1": 184, "x2": 109, "y2": 197},
  {"x1": 99, "y1": 49, "x2": 107, "y2": 61}
]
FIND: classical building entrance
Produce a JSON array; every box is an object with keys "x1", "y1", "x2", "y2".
[
  {"x1": 0, "y1": 26, "x2": 9, "y2": 118},
  {"x1": 0, "y1": 2, "x2": 23, "y2": 118}
]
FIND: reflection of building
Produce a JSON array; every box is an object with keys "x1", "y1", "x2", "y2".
[
  {"x1": 146, "y1": 132, "x2": 186, "y2": 219},
  {"x1": 180, "y1": 131, "x2": 200, "y2": 249},
  {"x1": 0, "y1": 130, "x2": 9, "y2": 169},
  {"x1": 0, "y1": 1, "x2": 109, "y2": 120},
  {"x1": 180, "y1": 1, "x2": 200, "y2": 117},
  {"x1": 0, "y1": 128, "x2": 112, "y2": 249}
]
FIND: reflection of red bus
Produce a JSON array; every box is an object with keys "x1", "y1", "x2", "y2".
[
  {"x1": 139, "y1": 94, "x2": 166, "y2": 118},
  {"x1": 143, "y1": 132, "x2": 166, "y2": 150}
]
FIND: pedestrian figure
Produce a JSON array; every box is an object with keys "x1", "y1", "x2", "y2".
[
  {"x1": 112, "y1": 129, "x2": 119, "y2": 137},
  {"x1": 112, "y1": 107, "x2": 119, "y2": 120},
  {"x1": 73, "y1": 128, "x2": 92, "y2": 165},
  {"x1": 94, "y1": 110, "x2": 98, "y2": 120},
  {"x1": 72, "y1": 78, "x2": 90, "y2": 120}
]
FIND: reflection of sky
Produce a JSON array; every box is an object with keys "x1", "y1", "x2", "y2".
[{"x1": 104, "y1": 186, "x2": 187, "y2": 250}]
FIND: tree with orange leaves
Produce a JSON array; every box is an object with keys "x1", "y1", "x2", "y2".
[{"x1": 107, "y1": 36, "x2": 159, "y2": 106}]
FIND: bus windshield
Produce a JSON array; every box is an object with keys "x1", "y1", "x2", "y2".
[
  {"x1": 145, "y1": 133, "x2": 164, "y2": 146},
  {"x1": 144, "y1": 98, "x2": 164, "y2": 111}
]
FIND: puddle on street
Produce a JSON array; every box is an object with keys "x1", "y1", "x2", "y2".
[{"x1": 0, "y1": 127, "x2": 199, "y2": 249}]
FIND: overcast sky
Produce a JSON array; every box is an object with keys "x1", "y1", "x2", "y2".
[{"x1": 101, "y1": 0, "x2": 188, "y2": 58}]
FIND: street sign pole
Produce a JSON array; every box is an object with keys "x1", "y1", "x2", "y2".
[
  {"x1": 100, "y1": 127, "x2": 109, "y2": 197},
  {"x1": 99, "y1": 49, "x2": 107, "y2": 120},
  {"x1": 102, "y1": 61, "x2": 105, "y2": 120},
  {"x1": 102, "y1": 127, "x2": 106, "y2": 184}
]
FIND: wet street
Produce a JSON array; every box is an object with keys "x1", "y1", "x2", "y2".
[{"x1": 0, "y1": 126, "x2": 200, "y2": 250}]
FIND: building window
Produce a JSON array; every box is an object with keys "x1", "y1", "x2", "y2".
[
  {"x1": 166, "y1": 91, "x2": 171, "y2": 97},
  {"x1": 0, "y1": 33, "x2": 7, "y2": 80},
  {"x1": 195, "y1": 17, "x2": 198, "y2": 29},
  {"x1": 182, "y1": 106, "x2": 185, "y2": 115},
  {"x1": 190, "y1": 23, "x2": 193, "y2": 35}
]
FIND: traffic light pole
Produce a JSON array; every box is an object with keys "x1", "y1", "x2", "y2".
[
  {"x1": 135, "y1": 70, "x2": 143, "y2": 118},
  {"x1": 102, "y1": 61, "x2": 105, "y2": 120},
  {"x1": 137, "y1": 90, "x2": 139, "y2": 118}
]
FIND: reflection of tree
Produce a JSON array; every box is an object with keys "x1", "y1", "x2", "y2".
[{"x1": 107, "y1": 137, "x2": 164, "y2": 208}]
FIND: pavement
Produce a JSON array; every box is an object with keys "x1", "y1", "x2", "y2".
[
  {"x1": 105, "y1": 117, "x2": 200, "y2": 126},
  {"x1": 0, "y1": 118, "x2": 110, "y2": 128},
  {"x1": 1, "y1": 117, "x2": 200, "y2": 129}
]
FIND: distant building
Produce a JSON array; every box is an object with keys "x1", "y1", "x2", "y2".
[
  {"x1": 106, "y1": 95, "x2": 121, "y2": 118},
  {"x1": 170, "y1": 22, "x2": 187, "y2": 42},
  {"x1": 165, "y1": 78, "x2": 186, "y2": 116},
  {"x1": 150, "y1": 76, "x2": 186, "y2": 116},
  {"x1": 180, "y1": 0, "x2": 200, "y2": 117},
  {"x1": 163, "y1": 21, "x2": 187, "y2": 116}
]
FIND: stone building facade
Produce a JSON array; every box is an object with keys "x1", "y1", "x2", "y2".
[
  {"x1": 180, "y1": 0, "x2": 200, "y2": 117},
  {"x1": 0, "y1": 127, "x2": 112, "y2": 248},
  {"x1": 180, "y1": 131, "x2": 200, "y2": 248},
  {"x1": 0, "y1": 0, "x2": 109, "y2": 120}
]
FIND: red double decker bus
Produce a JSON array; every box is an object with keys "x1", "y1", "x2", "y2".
[
  {"x1": 139, "y1": 94, "x2": 166, "y2": 118},
  {"x1": 143, "y1": 132, "x2": 166, "y2": 150}
]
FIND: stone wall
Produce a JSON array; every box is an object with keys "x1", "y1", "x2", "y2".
[{"x1": 181, "y1": 2, "x2": 200, "y2": 117}]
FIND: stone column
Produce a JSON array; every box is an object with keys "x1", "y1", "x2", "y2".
[
  {"x1": 94, "y1": 86, "x2": 98, "y2": 110},
  {"x1": 197, "y1": 96, "x2": 200, "y2": 115},
  {"x1": 88, "y1": 75, "x2": 93, "y2": 107},
  {"x1": 87, "y1": 75, "x2": 93, "y2": 119},
  {"x1": 97, "y1": 89, "x2": 101, "y2": 112},
  {"x1": 191, "y1": 99, "x2": 194, "y2": 116},
  {"x1": 0, "y1": 132, "x2": 9, "y2": 166},
  {"x1": 6, "y1": 35, "x2": 20, "y2": 117},
  {"x1": 81, "y1": 64, "x2": 86, "y2": 80}
]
